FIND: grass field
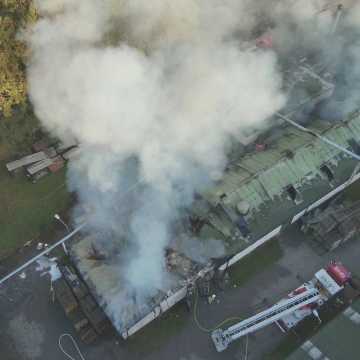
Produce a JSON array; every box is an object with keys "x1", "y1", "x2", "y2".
[
  {"x1": 343, "y1": 178, "x2": 360, "y2": 202},
  {"x1": 125, "y1": 302, "x2": 189, "y2": 354},
  {"x1": 229, "y1": 239, "x2": 284, "y2": 287},
  {"x1": 0, "y1": 162, "x2": 71, "y2": 259}
]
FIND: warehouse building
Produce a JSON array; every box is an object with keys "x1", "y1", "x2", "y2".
[{"x1": 69, "y1": 109, "x2": 360, "y2": 338}]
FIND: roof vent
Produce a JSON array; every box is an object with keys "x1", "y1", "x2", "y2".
[{"x1": 237, "y1": 201, "x2": 250, "y2": 215}]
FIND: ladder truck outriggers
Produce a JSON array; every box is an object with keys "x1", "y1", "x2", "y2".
[{"x1": 211, "y1": 261, "x2": 351, "y2": 352}]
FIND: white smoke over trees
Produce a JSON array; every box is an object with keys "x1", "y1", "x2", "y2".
[{"x1": 25, "y1": 0, "x2": 360, "y2": 302}]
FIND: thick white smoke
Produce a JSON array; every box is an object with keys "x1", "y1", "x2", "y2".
[
  {"x1": 27, "y1": 0, "x2": 286, "y2": 300},
  {"x1": 26, "y1": 0, "x2": 360, "y2": 322}
]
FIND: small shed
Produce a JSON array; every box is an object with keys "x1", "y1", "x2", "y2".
[
  {"x1": 301, "y1": 201, "x2": 360, "y2": 251},
  {"x1": 6, "y1": 152, "x2": 48, "y2": 172},
  {"x1": 44, "y1": 147, "x2": 58, "y2": 159},
  {"x1": 62, "y1": 147, "x2": 80, "y2": 161},
  {"x1": 48, "y1": 156, "x2": 65, "y2": 173},
  {"x1": 32, "y1": 139, "x2": 52, "y2": 153},
  {"x1": 26, "y1": 158, "x2": 54, "y2": 176},
  {"x1": 56, "y1": 139, "x2": 78, "y2": 153}
]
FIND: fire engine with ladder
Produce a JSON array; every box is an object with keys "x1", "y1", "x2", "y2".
[{"x1": 211, "y1": 261, "x2": 351, "y2": 352}]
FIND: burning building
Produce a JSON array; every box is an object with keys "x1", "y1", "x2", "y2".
[
  {"x1": 70, "y1": 108, "x2": 360, "y2": 337},
  {"x1": 25, "y1": 0, "x2": 360, "y2": 339},
  {"x1": 68, "y1": 107, "x2": 360, "y2": 338}
]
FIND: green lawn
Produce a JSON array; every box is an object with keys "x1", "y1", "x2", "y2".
[
  {"x1": 124, "y1": 303, "x2": 189, "y2": 354},
  {"x1": 0, "y1": 162, "x2": 71, "y2": 259},
  {"x1": 229, "y1": 238, "x2": 284, "y2": 287},
  {"x1": 343, "y1": 179, "x2": 360, "y2": 202}
]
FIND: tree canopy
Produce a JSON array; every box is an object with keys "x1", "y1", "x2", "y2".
[{"x1": 0, "y1": 0, "x2": 37, "y2": 118}]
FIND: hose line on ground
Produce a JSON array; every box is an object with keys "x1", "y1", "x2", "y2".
[
  {"x1": 192, "y1": 286, "x2": 243, "y2": 333},
  {"x1": 58, "y1": 333, "x2": 86, "y2": 360}
]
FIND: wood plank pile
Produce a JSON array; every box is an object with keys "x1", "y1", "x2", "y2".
[{"x1": 5, "y1": 138, "x2": 78, "y2": 182}]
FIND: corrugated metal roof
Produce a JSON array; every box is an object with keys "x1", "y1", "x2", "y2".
[
  {"x1": 6, "y1": 151, "x2": 48, "y2": 172},
  {"x1": 26, "y1": 158, "x2": 54, "y2": 175},
  {"x1": 199, "y1": 112, "x2": 360, "y2": 213}
]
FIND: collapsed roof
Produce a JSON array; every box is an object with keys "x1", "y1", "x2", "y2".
[{"x1": 71, "y1": 109, "x2": 360, "y2": 335}]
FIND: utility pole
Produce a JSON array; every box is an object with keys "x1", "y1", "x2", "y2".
[{"x1": 54, "y1": 213, "x2": 71, "y2": 254}]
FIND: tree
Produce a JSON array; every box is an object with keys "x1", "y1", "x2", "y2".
[{"x1": 0, "y1": 0, "x2": 38, "y2": 118}]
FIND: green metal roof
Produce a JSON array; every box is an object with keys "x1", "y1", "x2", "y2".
[
  {"x1": 190, "y1": 111, "x2": 360, "y2": 252},
  {"x1": 199, "y1": 111, "x2": 360, "y2": 212}
]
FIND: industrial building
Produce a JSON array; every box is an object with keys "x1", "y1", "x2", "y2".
[
  {"x1": 301, "y1": 200, "x2": 360, "y2": 251},
  {"x1": 192, "y1": 110, "x2": 360, "y2": 265},
  {"x1": 69, "y1": 108, "x2": 360, "y2": 338},
  {"x1": 66, "y1": 6, "x2": 360, "y2": 338}
]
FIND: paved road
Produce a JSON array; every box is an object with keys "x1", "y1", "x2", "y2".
[{"x1": 1, "y1": 223, "x2": 360, "y2": 360}]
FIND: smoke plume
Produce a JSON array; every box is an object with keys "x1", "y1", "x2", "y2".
[{"x1": 25, "y1": 0, "x2": 360, "y2": 326}]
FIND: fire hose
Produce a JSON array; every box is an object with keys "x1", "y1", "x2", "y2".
[
  {"x1": 192, "y1": 286, "x2": 243, "y2": 332},
  {"x1": 58, "y1": 333, "x2": 86, "y2": 360}
]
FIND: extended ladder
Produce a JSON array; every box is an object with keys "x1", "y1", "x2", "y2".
[{"x1": 211, "y1": 287, "x2": 320, "y2": 352}]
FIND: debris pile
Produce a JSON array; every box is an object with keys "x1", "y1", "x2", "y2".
[
  {"x1": 301, "y1": 200, "x2": 360, "y2": 251},
  {"x1": 53, "y1": 265, "x2": 111, "y2": 344}
]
